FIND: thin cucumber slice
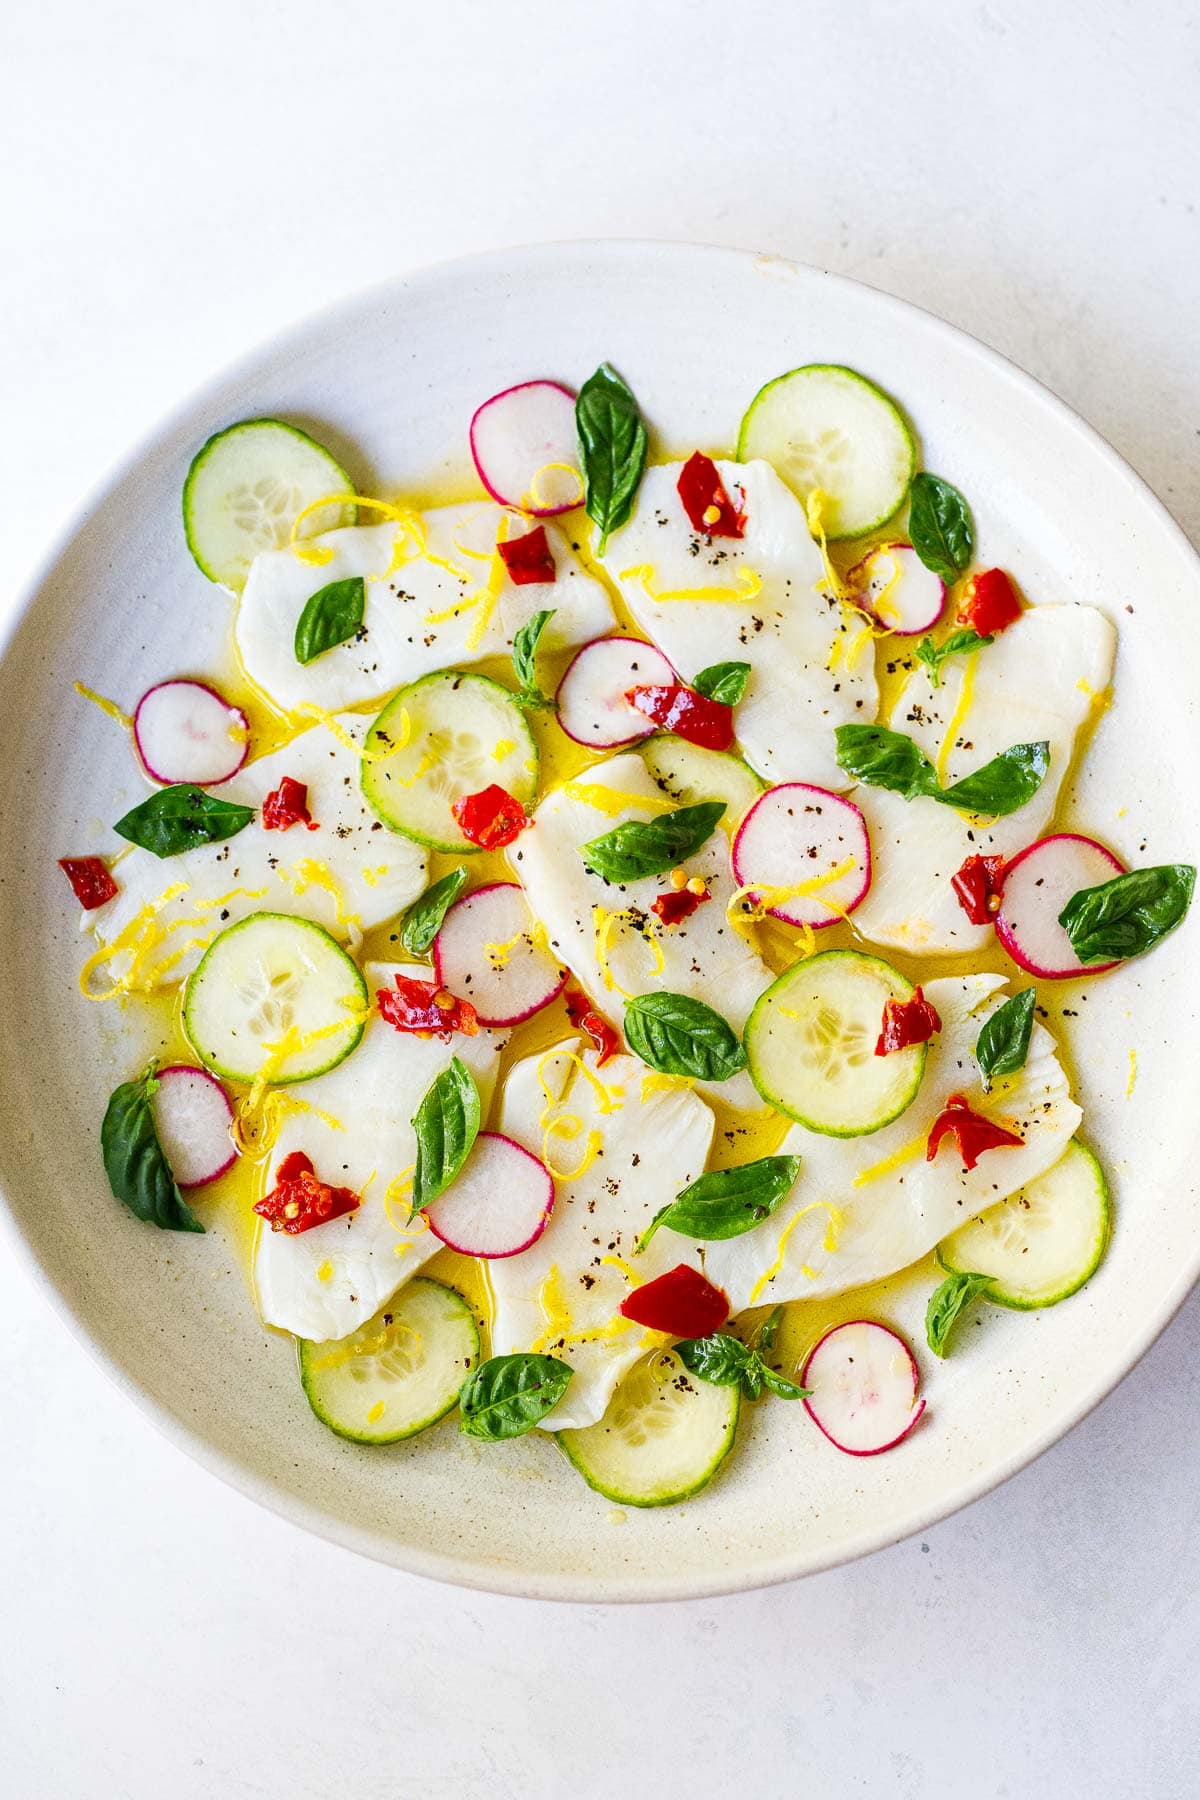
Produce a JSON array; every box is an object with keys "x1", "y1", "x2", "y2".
[
  {"x1": 736, "y1": 364, "x2": 916, "y2": 540},
  {"x1": 361, "y1": 671, "x2": 538, "y2": 853},
  {"x1": 558, "y1": 1347, "x2": 739, "y2": 1507},
  {"x1": 299, "y1": 1278, "x2": 479, "y2": 1444},
  {"x1": 183, "y1": 418, "x2": 356, "y2": 591},
  {"x1": 937, "y1": 1138, "x2": 1110, "y2": 1309},
  {"x1": 745, "y1": 948, "x2": 925, "y2": 1136},
  {"x1": 641, "y1": 734, "x2": 764, "y2": 831},
  {"x1": 184, "y1": 911, "x2": 367, "y2": 1085}
]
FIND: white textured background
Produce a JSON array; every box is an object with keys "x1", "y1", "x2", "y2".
[{"x1": 2, "y1": 2, "x2": 1198, "y2": 1795}]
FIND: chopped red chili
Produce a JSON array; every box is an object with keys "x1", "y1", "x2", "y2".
[
  {"x1": 451, "y1": 784, "x2": 531, "y2": 849},
  {"x1": 926, "y1": 1093, "x2": 1024, "y2": 1171},
  {"x1": 376, "y1": 973, "x2": 479, "y2": 1040},
  {"x1": 875, "y1": 986, "x2": 942, "y2": 1055},
  {"x1": 497, "y1": 524, "x2": 557, "y2": 586},
  {"x1": 626, "y1": 684, "x2": 734, "y2": 751},
  {"x1": 254, "y1": 1150, "x2": 360, "y2": 1235},
  {"x1": 951, "y1": 853, "x2": 1006, "y2": 925},
  {"x1": 958, "y1": 567, "x2": 1022, "y2": 637},
  {"x1": 676, "y1": 452, "x2": 746, "y2": 538},
  {"x1": 619, "y1": 1263, "x2": 729, "y2": 1337},
  {"x1": 262, "y1": 775, "x2": 318, "y2": 832},
  {"x1": 564, "y1": 988, "x2": 620, "y2": 1065},
  {"x1": 58, "y1": 856, "x2": 118, "y2": 910},
  {"x1": 652, "y1": 887, "x2": 710, "y2": 927}
]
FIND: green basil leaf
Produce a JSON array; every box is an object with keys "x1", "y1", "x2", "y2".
[
  {"x1": 580, "y1": 800, "x2": 725, "y2": 883},
  {"x1": 294, "y1": 575, "x2": 366, "y2": 664},
  {"x1": 675, "y1": 1332, "x2": 752, "y2": 1387},
  {"x1": 397, "y1": 867, "x2": 469, "y2": 959},
  {"x1": 755, "y1": 1303, "x2": 785, "y2": 1353},
  {"x1": 576, "y1": 362, "x2": 648, "y2": 554},
  {"x1": 639, "y1": 1154, "x2": 801, "y2": 1249},
  {"x1": 1058, "y1": 864, "x2": 1196, "y2": 965},
  {"x1": 113, "y1": 786, "x2": 255, "y2": 858},
  {"x1": 410, "y1": 1056, "x2": 480, "y2": 1216},
  {"x1": 926, "y1": 1270, "x2": 993, "y2": 1358},
  {"x1": 101, "y1": 1067, "x2": 203, "y2": 1233},
  {"x1": 623, "y1": 991, "x2": 747, "y2": 1082},
  {"x1": 511, "y1": 608, "x2": 558, "y2": 710},
  {"x1": 759, "y1": 1366, "x2": 810, "y2": 1401},
  {"x1": 939, "y1": 740, "x2": 1049, "y2": 816},
  {"x1": 975, "y1": 987, "x2": 1036, "y2": 1083},
  {"x1": 458, "y1": 1352, "x2": 574, "y2": 1440},
  {"x1": 914, "y1": 628, "x2": 993, "y2": 689},
  {"x1": 834, "y1": 725, "x2": 939, "y2": 801},
  {"x1": 909, "y1": 472, "x2": 974, "y2": 583},
  {"x1": 692, "y1": 660, "x2": 750, "y2": 705}
]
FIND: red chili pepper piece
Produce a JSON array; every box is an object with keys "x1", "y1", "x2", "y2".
[
  {"x1": 958, "y1": 568, "x2": 1022, "y2": 637},
  {"x1": 951, "y1": 853, "x2": 1006, "y2": 925},
  {"x1": 564, "y1": 988, "x2": 620, "y2": 1065},
  {"x1": 926, "y1": 1093, "x2": 1024, "y2": 1171},
  {"x1": 497, "y1": 524, "x2": 557, "y2": 586},
  {"x1": 58, "y1": 855, "x2": 118, "y2": 910},
  {"x1": 676, "y1": 452, "x2": 746, "y2": 538},
  {"x1": 377, "y1": 973, "x2": 480, "y2": 1040},
  {"x1": 451, "y1": 784, "x2": 532, "y2": 849},
  {"x1": 262, "y1": 775, "x2": 318, "y2": 832},
  {"x1": 651, "y1": 887, "x2": 710, "y2": 927},
  {"x1": 875, "y1": 986, "x2": 942, "y2": 1055},
  {"x1": 254, "y1": 1151, "x2": 360, "y2": 1235},
  {"x1": 625, "y1": 684, "x2": 734, "y2": 752},
  {"x1": 619, "y1": 1263, "x2": 730, "y2": 1337}
]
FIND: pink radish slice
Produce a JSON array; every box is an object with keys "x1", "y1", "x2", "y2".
[
  {"x1": 801, "y1": 1320, "x2": 925, "y2": 1456},
  {"x1": 424, "y1": 1132, "x2": 555, "y2": 1257},
  {"x1": 469, "y1": 380, "x2": 583, "y2": 516},
  {"x1": 434, "y1": 881, "x2": 566, "y2": 1026},
  {"x1": 133, "y1": 680, "x2": 249, "y2": 785},
  {"x1": 731, "y1": 783, "x2": 871, "y2": 928},
  {"x1": 849, "y1": 542, "x2": 945, "y2": 636},
  {"x1": 150, "y1": 1065, "x2": 236, "y2": 1188},
  {"x1": 995, "y1": 833, "x2": 1126, "y2": 979},
  {"x1": 555, "y1": 636, "x2": 676, "y2": 748}
]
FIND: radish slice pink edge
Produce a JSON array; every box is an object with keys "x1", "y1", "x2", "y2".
[
  {"x1": 434, "y1": 881, "x2": 566, "y2": 1027},
  {"x1": 800, "y1": 1320, "x2": 925, "y2": 1456},
  {"x1": 150, "y1": 1064, "x2": 237, "y2": 1189},
  {"x1": 555, "y1": 636, "x2": 676, "y2": 748},
  {"x1": 848, "y1": 542, "x2": 945, "y2": 636},
  {"x1": 133, "y1": 679, "x2": 250, "y2": 785},
  {"x1": 995, "y1": 834, "x2": 1126, "y2": 979},
  {"x1": 424, "y1": 1132, "x2": 555, "y2": 1258},
  {"x1": 469, "y1": 380, "x2": 583, "y2": 516},
  {"x1": 731, "y1": 784, "x2": 871, "y2": 928}
]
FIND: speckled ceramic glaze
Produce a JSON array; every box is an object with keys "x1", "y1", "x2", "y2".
[{"x1": 2, "y1": 243, "x2": 1197, "y2": 1601}]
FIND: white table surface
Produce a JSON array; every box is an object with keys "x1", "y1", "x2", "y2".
[{"x1": 2, "y1": 2, "x2": 1198, "y2": 1794}]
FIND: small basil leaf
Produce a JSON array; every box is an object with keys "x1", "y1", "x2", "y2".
[
  {"x1": 755, "y1": 1303, "x2": 785, "y2": 1353},
  {"x1": 834, "y1": 725, "x2": 939, "y2": 801},
  {"x1": 975, "y1": 987, "x2": 1036, "y2": 1084},
  {"x1": 914, "y1": 628, "x2": 993, "y2": 689},
  {"x1": 511, "y1": 608, "x2": 558, "y2": 710},
  {"x1": 580, "y1": 800, "x2": 726, "y2": 883},
  {"x1": 926, "y1": 1270, "x2": 993, "y2": 1358},
  {"x1": 410, "y1": 1056, "x2": 480, "y2": 1215},
  {"x1": 939, "y1": 740, "x2": 1049, "y2": 816},
  {"x1": 458, "y1": 1352, "x2": 574, "y2": 1440},
  {"x1": 758, "y1": 1366, "x2": 810, "y2": 1401},
  {"x1": 675, "y1": 1332, "x2": 752, "y2": 1387},
  {"x1": 294, "y1": 575, "x2": 366, "y2": 664},
  {"x1": 101, "y1": 1067, "x2": 204, "y2": 1233},
  {"x1": 397, "y1": 867, "x2": 468, "y2": 959},
  {"x1": 1058, "y1": 864, "x2": 1196, "y2": 965},
  {"x1": 649, "y1": 1155, "x2": 802, "y2": 1244},
  {"x1": 576, "y1": 362, "x2": 648, "y2": 554},
  {"x1": 113, "y1": 786, "x2": 255, "y2": 858},
  {"x1": 692, "y1": 660, "x2": 750, "y2": 705},
  {"x1": 623, "y1": 992, "x2": 747, "y2": 1082},
  {"x1": 909, "y1": 472, "x2": 974, "y2": 583}
]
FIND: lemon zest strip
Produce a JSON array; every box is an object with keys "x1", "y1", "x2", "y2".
[{"x1": 618, "y1": 563, "x2": 763, "y2": 607}]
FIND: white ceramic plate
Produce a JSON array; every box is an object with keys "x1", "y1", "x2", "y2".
[{"x1": 2, "y1": 242, "x2": 1198, "y2": 1602}]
